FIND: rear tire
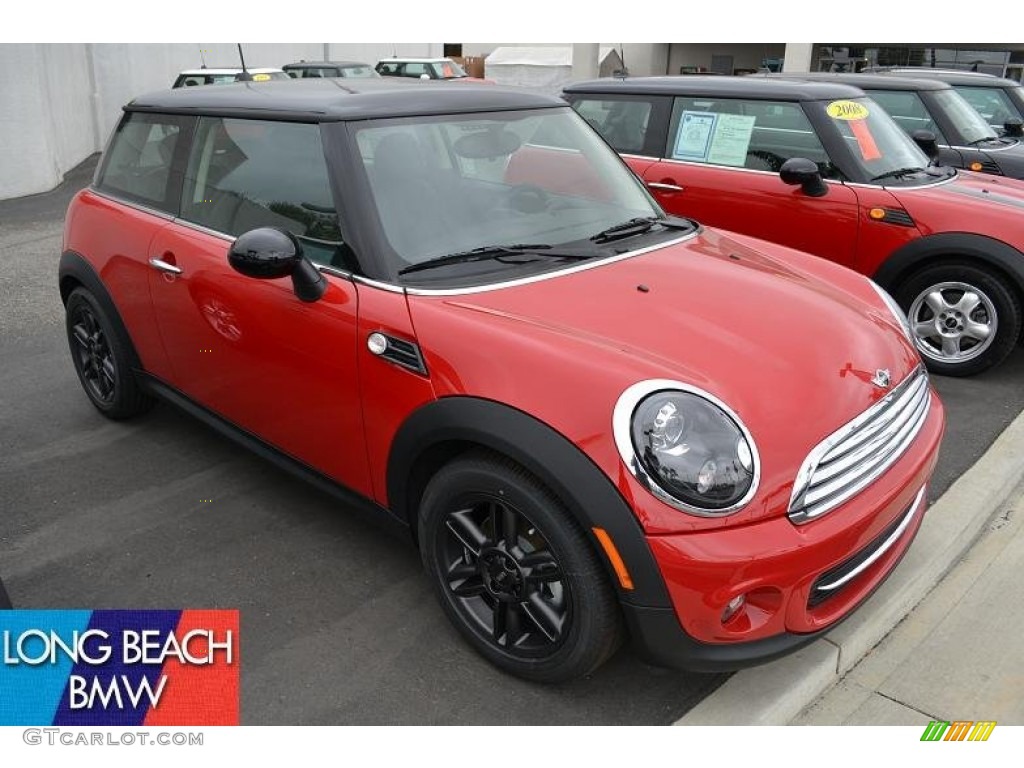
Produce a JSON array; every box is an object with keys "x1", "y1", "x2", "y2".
[
  {"x1": 418, "y1": 450, "x2": 623, "y2": 682},
  {"x1": 895, "y1": 263, "x2": 1021, "y2": 377},
  {"x1": 65, "y1": 287, "x2": 154, "y2": 419}
]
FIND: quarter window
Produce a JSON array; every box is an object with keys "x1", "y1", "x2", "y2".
[
  {"x1": 180, "y1": 118, "x2": 345, "y2": 266},
  {"x1": 572, "y1": 98, "x2": 653, "y2": 154},
  {"x1": 96, "y1": 113, "x2": 188, "y2": 211},
  {"x1": 667, "y1": 97, "x2": 834, "y2": 175}
]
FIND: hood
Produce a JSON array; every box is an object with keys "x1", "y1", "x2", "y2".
[
  {"x1": 891, "y1": 171, "x2": 1024, "y2": 241},
  {"x1": 408, "y1": 228, "x2": 922, "y2": 527}
]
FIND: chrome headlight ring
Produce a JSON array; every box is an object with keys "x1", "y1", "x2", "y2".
[{"x1": 612, "y1": 379, "x2": 761, "y2": 517}]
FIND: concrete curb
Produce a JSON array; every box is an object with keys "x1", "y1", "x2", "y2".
[{"x1": 676, "y1": 406, "x2": 1024, "y2": 726}]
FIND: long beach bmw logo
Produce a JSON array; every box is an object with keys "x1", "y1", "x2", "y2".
[{"x1": 871, "y1": 369, "x2": 892, "y2": 389}]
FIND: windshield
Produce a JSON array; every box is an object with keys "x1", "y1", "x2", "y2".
[
  {"x1": 815, "y1": 97, "x2": 935, "y2": 184},
  {"x1": 355, "y1": 108, "x2": 666, "y2": 284},
  {"x1": 954, "y1": 85, "x2": 1023, "y2": 133},
  {"x1": 933, "y1": 89, "x2": 998, "y2": 144}
]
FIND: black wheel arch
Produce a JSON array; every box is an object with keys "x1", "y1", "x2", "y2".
[
  {"x1": 59, "y1": 250, "x2": 144, "y2": 372},
  {"x1": 386, "y1": 396, "x2": 674, "y2": 609},
  {"x1": 872, "y1": 232, "x2": 1024, "y2": 307}
]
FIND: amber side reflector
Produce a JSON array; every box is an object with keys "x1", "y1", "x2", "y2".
[
  {"x1": 592, "y1": 527, "x2": 635, "y2": 590},
  {"x1": 970, "y1": 162, "x2": 984, "y2": 172},
  {"x1": 868, "y1": 207, "x2": 886, "y2": 220}
]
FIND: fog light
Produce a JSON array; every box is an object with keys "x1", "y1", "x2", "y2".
[{"x1": 722, "y1": 594, "x2": 746, "y2": 624}]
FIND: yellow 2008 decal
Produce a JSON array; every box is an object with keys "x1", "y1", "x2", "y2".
[
  {"x1": 826, "y1": 100, "x2": 869, "y2": 121},
  {"x1": 252, "y1": 73, "x2": 271, "y2": 82}
]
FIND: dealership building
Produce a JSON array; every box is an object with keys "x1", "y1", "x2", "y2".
[{"x1": 3, "y1": 41, "x2": 1023, "y2": 200}]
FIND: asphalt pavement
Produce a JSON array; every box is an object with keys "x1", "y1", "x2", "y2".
[{"x1": 2, "y1": 157, "x2": 1023, "y2": 724}]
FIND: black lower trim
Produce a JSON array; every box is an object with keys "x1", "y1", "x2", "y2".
[
  {"x1": 0, "y1": 576, "x2": 11, "y2": 609},
  {"x1": 622, "y1": 603, "x2": 825, "y2": 673},
  {"x1": 141, "y1": 374, "x2": 410, "y2": 539}
]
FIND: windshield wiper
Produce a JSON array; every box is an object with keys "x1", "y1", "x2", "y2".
[
  {"x1": 397, "y1": 244, "x2": 595, "y2": 276},
  {"x1": 589, "y1": 216, "x2": 691, "y2": 244},
  {"x1": 870, "y1": 167, "x2": 926, "y2": 183}
]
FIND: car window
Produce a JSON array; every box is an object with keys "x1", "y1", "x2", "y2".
[
  {"x1": 400, "y1": 62, "x2": 430, "y2": 79},
  {"x1": 96, "y1": 113, "x2": 187, "y2": 211},
  {"x1": 571, "y1": 98, "x2": 653, "y2": 154},
  {"x1": 339, "y1": 65, "x2": 375, "y2": 78},
  {"x1": 667, "y1": 97, "x2": 834, "y2": 175},
  {"x1": 955, "y1": 86, "x2": 1021, "y2": 130},
  {"x1": 180, "y1": 118, "x2": 345, "y2": 266},
  {"x1": 864, "y1": 90, "x2": 946, "y2": 143}
]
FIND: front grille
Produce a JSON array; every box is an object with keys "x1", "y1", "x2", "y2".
[
  {"x1": 789, "y1": 368, "x2": 930, "y2": 524},
  {"x1": 807, "y1": 486, "x2": 924, "y2": 607}
]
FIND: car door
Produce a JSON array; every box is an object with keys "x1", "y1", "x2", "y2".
[
  {"x1": 146, "y1": 116, "x2": 372, "y2": 496},
  {"x1": 642, "y1": 95, "x2": 861, "y2": 269}
]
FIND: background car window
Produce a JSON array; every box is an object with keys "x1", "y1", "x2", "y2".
[
  {"x1": 955, "y1": 86, "x2": 1020, "y2": 131},
  {"x1": 864, "y1": 90, "x2": 946, "y2": 143},
  {"x1": 180, "y1": 118, "x2": 345, "y2": 266},
  {"x1": 667, "y1": 97, "x2": 833, "y2": 174},
  {"x1": 400, "y1": 62, "x2": 430, "y2": 79},
  {"x1": 339, "y1": 66, "x2": 375, "y2": 78},
  {"x1": 572, "y1": 99, "x2": 652, "y2": 154},
  {"x1": 96, "y1": 113, "x2": 185, "y2": 211}
]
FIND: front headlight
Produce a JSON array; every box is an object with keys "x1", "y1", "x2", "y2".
[
  {"x1": 870, "y1": 280, "x2": 914, "y2": 344},
  {"x1": 613, "y1": 380, "x2": 760, "y2": 516}
]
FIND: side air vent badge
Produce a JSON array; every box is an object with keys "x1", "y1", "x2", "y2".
[{"x1": 367, "y1": 332, "x2": 428, "y2": 376}]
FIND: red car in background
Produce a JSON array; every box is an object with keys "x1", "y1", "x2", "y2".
[
  {"x1": 565, "y1": 76, "x2": 1024, "y2": 377},
  {"x1": 62, "y1": 80, "x2": 942, "y2": 681}
]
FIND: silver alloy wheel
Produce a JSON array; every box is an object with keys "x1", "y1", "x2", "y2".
[{"x1": 908, "y1": 281, "x2": 998, "y2": 364}]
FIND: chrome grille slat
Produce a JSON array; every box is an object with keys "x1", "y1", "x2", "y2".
[
  {"x1": 789, "y1": 368, "x2": 931, "y2": 524},
  {"x1": 808, "y1": 379, "x2": 929, "y2": 487}
]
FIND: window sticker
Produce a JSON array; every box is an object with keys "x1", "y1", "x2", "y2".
[
  {"x1": 707, "y1": 114, "x2": 756, "y2": 166},
  {"x1": 826, "y1": 100, "x2": 870, "y2": 121},
  {"x1": 849, "y1": 120, "x2": 882, "y2": 161},
  {"x1": 673, "y1": 111, "x2": 717, "y2": 161},
  {"x1": 673, "y1": 111, "x2": 755, "y2": 166},
  {"x1": 252, "y1": 73, "x2": 271, "y2": 82}
]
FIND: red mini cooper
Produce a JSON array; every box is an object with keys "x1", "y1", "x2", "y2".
[
  {"x1": 61, "y1": 79, "x2": 944, "y2": 681},
  {"x1": 565, "y1": 76, "x2": 1024, "y2": 377}
]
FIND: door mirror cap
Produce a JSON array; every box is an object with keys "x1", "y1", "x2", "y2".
[
  {"x1": 228, "y1": 227, "x2": 326, "y2": 302},
  {"x1": 911, "y1": 129, "x2": 940, "y2": 161},
  {"x1": 419, "y1": 73, "x2": 431, "y2": 80},
  {"x1": 779, "y1": 157, "x2": 827, "y2": 197},
  {"x1": 1003, "y1": 118, "x2": 1024, "y2": 138}
]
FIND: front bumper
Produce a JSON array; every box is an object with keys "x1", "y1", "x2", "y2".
[{"x1": 623, "y1": 392, "x2": 943, "y2": 671}]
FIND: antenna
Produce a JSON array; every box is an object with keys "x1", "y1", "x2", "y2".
[{"x1": 236, "y1": 43, "x2": 253, "y2": 81}]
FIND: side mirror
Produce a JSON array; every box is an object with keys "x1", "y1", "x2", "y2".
[
  {"x1": 1003, "y1": 118, "x2": 1024, "y2": 138},
  {"x1": 779, "y1": 157, "x2": 828, "y2": 197},
  {"x1": 911, "y1": 129, "x2": 940, "y2": 162},
  {"x1": 228, "y1": 227, "x2": 326, "y2": 303}
]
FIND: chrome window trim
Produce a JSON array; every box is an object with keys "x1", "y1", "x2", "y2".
[
  {"x1": 611, "y1": 378, "x2": 761, "y2": 517},
  {"x1": 402, "y1": 232, "x2": 698, "y2": 297},
  {"x1": 89, "y1": 188, "x2": 175, "y2": 221},
  {"x1": 173, "y1": 217, "x2": 234, "y2": 243},
  {"x1": 815, "y1": 485, "x2": 926, "y2": 592},
  {"x1": 789, "y1": 367, "x2": 931, "y2": 524}
]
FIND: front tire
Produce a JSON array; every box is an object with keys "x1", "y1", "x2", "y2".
[
  {"x1": 896, "y1": 263, "x2": 1021, "y2": 377},
  {"x1": 65, "y1": 287, "x2": 154, "y2": 419},
  {"x1": 418, "y1": 451, "x2": 623, "y2": 682}
]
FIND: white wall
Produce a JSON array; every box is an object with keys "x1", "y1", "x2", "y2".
[
  {"x1": 462, "y1": 43, "x2": 667, "y2": 77},
  {"x1": 0, "y1": 42, "x2": 443, "y2": 200}
]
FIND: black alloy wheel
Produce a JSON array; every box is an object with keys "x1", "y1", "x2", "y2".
[
  {"x1": 419, "y1": 451, "x2": 622, "y2": 682},
  {"x1": 65, "y1": 287, "x2": 153, "y2": 419}
]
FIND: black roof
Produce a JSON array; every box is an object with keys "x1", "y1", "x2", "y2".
[
  {"x1": 282, "y1": 61, "x2": 371, "y2": 69},
  {"x1": 758, "y1": 72, "x2": 951, "y2": 92},
  {"x1": 127, "y1": 79, "x2": 563, "y2": 121},
  {"x1": 563, "y1": 75, "x2": 867, "y2": 101},
  {"x1": 869, "y1": 68, "x2": 1022, "y2": 88}
]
